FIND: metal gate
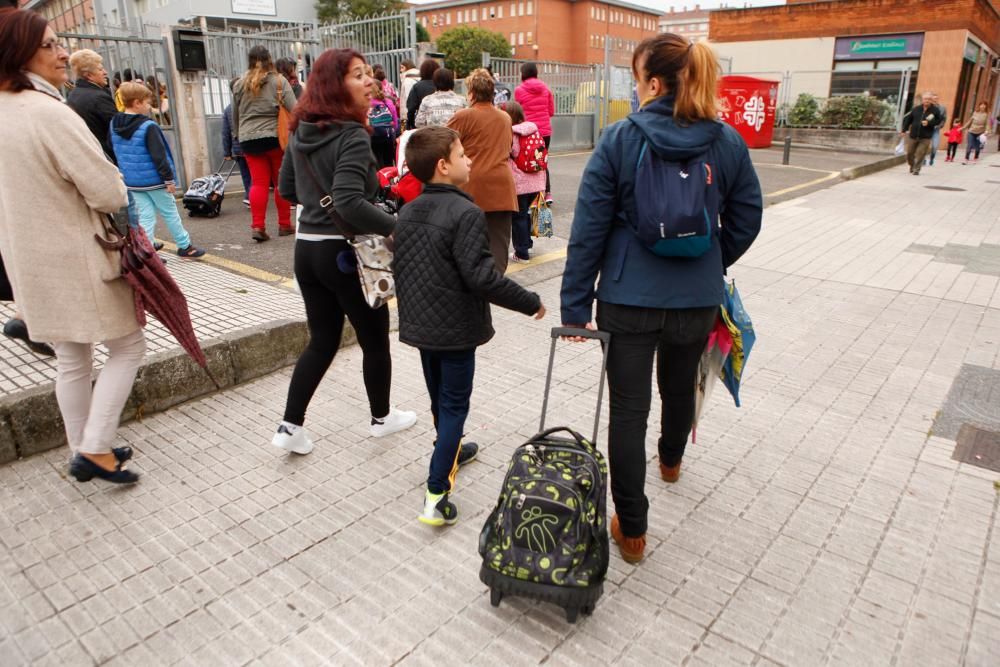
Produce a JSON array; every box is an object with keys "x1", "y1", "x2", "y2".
[{"x1": 58, "y1": 31, "x2": 187, "y2": 187}]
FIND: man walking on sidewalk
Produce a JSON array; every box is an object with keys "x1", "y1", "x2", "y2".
[{"x1": 901, "y1": 92, "x2": 941, "y2": 176}]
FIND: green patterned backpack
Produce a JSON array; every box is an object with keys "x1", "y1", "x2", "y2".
[{"x1": 479, "y1": 329, "x2": 611, "y2": 623}]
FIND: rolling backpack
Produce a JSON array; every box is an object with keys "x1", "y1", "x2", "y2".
[
  {"x1": 514, "y1": 130, "x2": 548, "y2": 173},
  {"x1": 629, "y1": 135, "x2": 720, "y2": 258},
  {"x1": 368, "y1": 101, "x2": 396, "y2": 139},
  {"x1": 479, "y1": 327, "x2": 610, "y2": 623}
]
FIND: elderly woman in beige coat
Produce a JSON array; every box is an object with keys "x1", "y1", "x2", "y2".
[{"x1": 0, "y1": 8, "x2": 144, "y2": 484}]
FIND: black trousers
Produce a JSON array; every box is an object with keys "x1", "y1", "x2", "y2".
[
  {"x1": 371, "y1": 135, "x2": 396, "y2": 170},
  {"x1": 283, "y1": 240, "x2": 392, "y2": 425},
  {"x1": 542, "y1": 135, "x2": 551, "y2": 194},
  {"x1": 596, "y1": 300, "x2": 717, "y2": 537},
  {"x1": 420, "y1": 348, "x2": 476, "y2": 494}
]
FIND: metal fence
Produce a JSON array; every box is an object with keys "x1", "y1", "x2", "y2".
[
  {"x1": 58, "y1": 30, "x2": 186, "y2": 186},
  {"x1": 317, "y1": 10, "x2": 418, "y2": 88},
  {"x1": 485, "y1": 56, "x2": 599, "y2": 116}
]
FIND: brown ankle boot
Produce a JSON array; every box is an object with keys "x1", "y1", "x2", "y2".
[
  {"x1": 660, "y1": 461, "x2": 681, "y2": 483},
  {"x1": 610, "y1": 514, "x2": 646, "y2": 563}
]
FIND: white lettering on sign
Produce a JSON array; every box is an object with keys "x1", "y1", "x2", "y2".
[
  {"x1": 742, "y1": 95, "x2": 766, "y2": 132},
  {"x1": 232, "y1": 0, "x2": 277, "y2": 16}
]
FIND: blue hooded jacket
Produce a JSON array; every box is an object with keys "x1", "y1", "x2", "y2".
[
  {"x1": 109, "y1": 113, "x2": 176, "y2": 190},
  {"x1": 560, "y1": 96, "x2": 762, "y2": 325}
]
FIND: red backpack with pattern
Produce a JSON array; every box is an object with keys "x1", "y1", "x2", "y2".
[{"x1": 514, "y1": 130, "x2": 548, "y2": 173}]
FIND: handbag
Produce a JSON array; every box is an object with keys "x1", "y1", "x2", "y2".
[
  {"x1": 276, "y1": 77, "x2": 291, "y2": 151},
  {"x1": 529, "y1": 192, "x2": 554, "y2": 238},
  {"x1": 298, "y1": 149, "x2": 395, "y2": 310}
]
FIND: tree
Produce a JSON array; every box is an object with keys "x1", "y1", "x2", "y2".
[
  {"x1": 435, "y1": 26, "x2": 512, "y2": 78},
  {"x1": 416, "y1": 22, "x2": 431, "y2": 43},
  {"x1": 315, "y1": 0, "x2": 403, "y2": 22}
]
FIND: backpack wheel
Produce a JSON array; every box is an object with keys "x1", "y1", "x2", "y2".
[
  {"x1": 489, "y1": 588, "x2": 503, "y2": 607},
  {"x1": 565, "y1": 606, "x2": 580, "y2": 624},
  {"x1": 581, "y1": 603, "x2": 595, "y2": 617}
]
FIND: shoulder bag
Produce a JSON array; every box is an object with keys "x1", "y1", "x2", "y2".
[
  {"x1": 276, "y1": 76, "x2": 291, "y2": 151},
  {"x1": 298, "y1": 149, "x2": 395, "y2": 310}
]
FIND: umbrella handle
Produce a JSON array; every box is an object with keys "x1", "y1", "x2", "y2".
[{"x1": 94, "y1": 232, "x2": 124, "y2": 251}]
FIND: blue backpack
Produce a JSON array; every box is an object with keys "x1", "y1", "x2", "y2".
[{"x1": 630, "y1": 141, "x2": 718, "y2": 258}]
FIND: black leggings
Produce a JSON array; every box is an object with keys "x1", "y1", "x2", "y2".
[
  {"x1": 283, "y1": 239, "x2": 392, "y2": 425},
  {"x1": 543, "y1": 135, "x2": 551, "y2": 194}
]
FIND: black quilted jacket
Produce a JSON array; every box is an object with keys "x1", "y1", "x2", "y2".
[{"x1": 394, "y1": 184, "x2": 542, "y2": 351}]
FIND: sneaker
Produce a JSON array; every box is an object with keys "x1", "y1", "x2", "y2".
[
  {"x1": 418, "y1": 490, "x2": 458, "y2": 526},
  {"x1": 544, "y1": 192, "x2": 553, "y2": 205},
  {"x1": 242, "y1": 199, "x2": 250, "y2": 208},
  {"x1": 177, "y1": 245, "x2": 206, "y2": 259},
  {"x1": 271, "y1": 424, "x2": 314, "y2": 455},
  {"x1": 370, "y1": 407, "x2": 417, "y2": 437},
  {"x1": 610, "y1": 514, "x2": 646, "y2": 564},
  {"x1": 457, "y1": 441, "x2": 479, "y2": 466},
  {"x1": 510, "y1": 252, "x2": 529, "y2": 264}
]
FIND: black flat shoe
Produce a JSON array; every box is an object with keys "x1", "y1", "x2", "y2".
[
  {"x1": 152, "y1": 241, "x2": 165, "y2": 251},
  {"x1": 3, "y1": 318, "x2": 55, "y2": 357},
  {"x1": 69, "y1": 453, "x2": 139, "y2": 485}
]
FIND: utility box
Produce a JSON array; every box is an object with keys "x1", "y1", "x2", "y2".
[
  {"x1": 718, "y1": 76, "x2": 780, "y2": 149},
  {"x1": 172, "y1": 28, "x2": 207, "y2": 72}
]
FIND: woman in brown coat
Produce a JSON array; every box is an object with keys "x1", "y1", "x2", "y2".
[
  {"x1": 0, "y1": 9, "x2": 144, "y2": 484},
  {"x1": 447, "y1": 68, "x2": 517, "y2": 273}
]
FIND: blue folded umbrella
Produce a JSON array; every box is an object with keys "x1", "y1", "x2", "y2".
[{"x1": 719, "y1": 281, "x2": 755, "y2": 407}]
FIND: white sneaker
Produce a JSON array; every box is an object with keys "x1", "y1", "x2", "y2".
[
  {"x1": 370, "y1": 407, "x2": 417, "y2": 437},
  {"x1": 271, "y1": 424, "x2": 314, "y2": 455}
]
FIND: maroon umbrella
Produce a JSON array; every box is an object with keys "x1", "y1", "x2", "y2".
[{"x1": 95, "y1": 219, "x2": 219, "y2": 389}]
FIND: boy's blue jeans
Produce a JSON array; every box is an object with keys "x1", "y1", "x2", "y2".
[
  {"x1": 420, "y1": 348, "x2": 475, "y2": 495},
  {"x1": 131, "y1": 187, "x2": 192, "y2": 249}
]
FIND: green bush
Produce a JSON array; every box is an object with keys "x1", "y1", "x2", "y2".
[
  {"x1": 435, "y1": 26, "x2": 511, "y2": 78},
  {"x1": 788, "y1": 93, "x2": 820, "y2": 126},
  {"x1": 819, "y1": 95, "x2": 895, "y2": 129}
]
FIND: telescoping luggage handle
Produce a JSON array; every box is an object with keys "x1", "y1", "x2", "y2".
[
  {"x1": 217, "y1": 160, "x2": 238, "y2": 180},
  {"x1": 539, "y1": 327, "x2": 611, "y2": 445}
]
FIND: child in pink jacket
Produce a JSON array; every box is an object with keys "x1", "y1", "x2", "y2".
[{"x1": 503, "y1": 101, "x2": 547, "y2": 263}]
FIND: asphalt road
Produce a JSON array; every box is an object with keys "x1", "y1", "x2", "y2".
[{"x1": 171, "y1": 143, "x2": 893, "y2": 281}]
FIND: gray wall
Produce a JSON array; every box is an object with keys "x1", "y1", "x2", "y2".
[
  {"x1": 551, "y1": 115, "x2": 594, "y2": 152},
  {"x1": 136, "y1": 0, "x2": 318, "y2": 28}
]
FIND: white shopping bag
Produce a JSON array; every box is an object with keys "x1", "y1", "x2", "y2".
[{"x1": 894, "y1": 138, "x2": 905, "y2": 156}]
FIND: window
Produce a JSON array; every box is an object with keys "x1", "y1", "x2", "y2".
[
  {"x1": 472, "y1": 8, "x2": 478, "y2": 21},
  {"x1": 601, "y1": 9, "x2": 605, "y2": 20},
  {"x1": 518, "y1": 32, "x2": 524, "y2": 45},
  {"x1": 511, "y1": 3, "x2": 516, "y2": 17},
  {"x1": 527, "y1": 1, "x2": 533, "y2": 15},
  {"x1": 498, "y1": 6, "x2": 503, "y2": 18},
  {"x1": 526, "y1": 31, "x2": 533, "y2": 43},
  {"x1": 510, "y1": 32, "x2": 516, "y2": 45},
  {"x1": 518, "y1": 2, "x2": 524, "y2": 16},
  {"x1": 446, "y1": 12, "x2": 451, "y2": 24},
  {"x1": 590, "y1": 6, "x2": 595, "y2": 18},
  {"x1": 700, "y1": 23, "x2": 708, "y2": 30},
  {"x1": 431, "y1": 15, "x2": 437, "y2": 26}
]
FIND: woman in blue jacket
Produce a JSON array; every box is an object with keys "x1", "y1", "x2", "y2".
[{"x1": 560, "y1": 33, "x2": 763, "y2": 564}]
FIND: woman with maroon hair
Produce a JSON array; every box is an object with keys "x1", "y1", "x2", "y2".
[
  {"x1": 0, "y1": 8, "x2": 146, "y2": 484},
  {"x1": 271, "y1": 49, "x2": 416, "y2": 456}
]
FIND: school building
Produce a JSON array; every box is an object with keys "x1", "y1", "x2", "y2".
[
  {"x1": 412, "y1": 0, "x2": 661, "y2": 64},
  {"x1": 708, "y1": 0, "x2": 1000, "y2": 126}
]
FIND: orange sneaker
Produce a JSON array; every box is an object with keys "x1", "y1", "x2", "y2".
[
  {"x1": 659, "y1": 462, "x2": 681, "y2": 483},
  {"x1": 610, "y1": 514, "x2": 646, "y2": 564}
]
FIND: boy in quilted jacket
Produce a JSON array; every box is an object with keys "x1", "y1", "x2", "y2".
[{"x1": 393, "y1": 126, "x2": 546, "y2": 526}]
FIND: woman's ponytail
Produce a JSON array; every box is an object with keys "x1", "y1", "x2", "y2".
[{"x1": 675, "y1": 41, "x2": 718, "y2": 123}]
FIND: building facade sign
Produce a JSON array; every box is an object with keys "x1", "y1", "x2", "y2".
[
  {"x1": 232, "y1": 0, "x2": 277, "y2": 16},
  {"x1": 834, "y1": 33, "x2": 923, "y2": 60}
]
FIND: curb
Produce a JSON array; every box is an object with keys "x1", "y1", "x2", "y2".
[
  {"x1": 0, "y1": 318, "x2": 351, "y2": 464},
  {"x1": 840, "y1": 154, "x2": 907, "y2": 180}
]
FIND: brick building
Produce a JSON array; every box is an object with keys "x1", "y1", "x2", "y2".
[
  {"x1": 709, "y1": 0, "x2": 1000, "y2": 127},
  {"x1": 413, "y1": 0, "x2": 660, "y2": 64},
  {"x1": 659, "y1": 5, "x2": 710, "y2": 42}
]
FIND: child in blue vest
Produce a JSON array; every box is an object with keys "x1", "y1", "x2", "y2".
[{"x1": 110, "y1": 82, "x2": 204, "y2": 258}]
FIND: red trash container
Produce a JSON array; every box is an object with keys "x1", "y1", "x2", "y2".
[{"x1": 718, "y1": 76, "x2": 780, "y2": 149}]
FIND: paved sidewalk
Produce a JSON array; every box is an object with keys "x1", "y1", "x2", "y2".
[{"x1": 1, "y1": 156, "x2": 1000, "y2": 666}]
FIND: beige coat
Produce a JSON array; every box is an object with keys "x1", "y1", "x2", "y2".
[{"x1": 0, "y1": 88, "x2": 136, "y2": 343}]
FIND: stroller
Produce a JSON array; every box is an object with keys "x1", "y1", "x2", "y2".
[
  {"x1": 182, "y1": 161, "x2": 237, "y2": 218},
  {"x1": 376, "y1": 129, "x2": 423, "y2": 211}
]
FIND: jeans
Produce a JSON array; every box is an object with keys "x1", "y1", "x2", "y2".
[
  {"x1": 596, "y1": 300, "x2": 717, "y2": 537},
  {"x1": 131, "y1": 187, "x2": 192, "y2": 249},
  {"x1": 966, "y1": 132, "x2": 984, "y2": 160},
  {"x1": 511, "y1": 192, "x2": 537, "y2": 260},
  {"x1": 234, "y1": 156, "x2": 252, "y2": 196},
  {"x1": 905, "y1": 137, "x2": 931, "y2": 174},
  {"x1": 282, "y1": 240, "x2": 392, "y2": 426},
  {"x1": 54, "y1": 329, "x2": 146, "y2": 455},
  {"x1": 420, "y1": 348, "x2": 476, "y2": 494},
  {"x1": 245, "y1": 148, "x2": 292, "y2": 231},
  {"x1": 928, "y1": 128, "x2": 940, "y2": 164}
]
